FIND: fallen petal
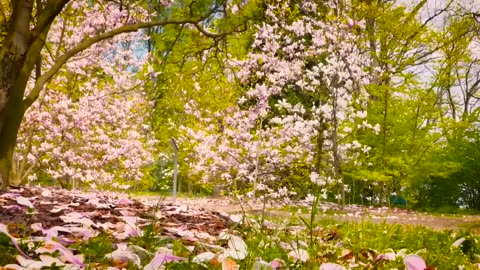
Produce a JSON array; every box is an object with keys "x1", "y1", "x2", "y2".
[
  {"x1": 452, "y1": 238, "x2": 466, "y2": 248},
  {"x1": 144, "y1": 253, "x2": 187, "y2": 270},
  {"x1": 16, "y1": 196, "x2": 34, "y2": 208},
  {"x1": 105, "y1": 249, "x2": 141, "y2": 268},
  {"x1": 288, "y1": 249, "x2": 309, "y2": 262},
  {"x1": 319, "y1": 262, "x2": 347, "y2": 270},
  {"x1": 0, "y1": 224, "x2": 30, "y2": 259},
  {"x1": 193, "y1": 252, "x2": 216, "y2": 263},
  {"x1": 404, "y1": 254, "x2": 426, "y2": 270}
]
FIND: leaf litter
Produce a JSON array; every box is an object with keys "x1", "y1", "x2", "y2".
[
  {"x1": 0, "y1": 186, "x2": 471, "y2": 269},
  {"x1": 0, "y1": 186, "x2": 234, "y2": 269}
]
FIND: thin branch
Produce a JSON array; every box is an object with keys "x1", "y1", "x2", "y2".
[{"x1": 24, "y1": 17, "x2": 207, "y2": 108}]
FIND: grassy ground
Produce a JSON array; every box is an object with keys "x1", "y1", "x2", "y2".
[
  {"x1": 4, "y1": 188, "x2": 480, "y2": 269},
  {"x1": 133, "y1": 194, "x2": 480, "y2": 269}
]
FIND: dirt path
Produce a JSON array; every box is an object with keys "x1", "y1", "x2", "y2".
[{"x1": 136, "y1": 195, "x2": 480, "y2": 232}]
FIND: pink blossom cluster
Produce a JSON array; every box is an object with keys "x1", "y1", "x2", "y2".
[
  {"x1": 183, "y1": 0, "x2": 376, "y2": 198},
  {"x1": 15, "y1": 1, "x2": 158, "y2": 188},
  {"x1": 17, "y1": 81, "x2": 157, "y2": 187}
]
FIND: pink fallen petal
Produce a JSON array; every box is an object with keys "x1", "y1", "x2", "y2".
[
  {"x1": 119, "y1": 210, "x2": 134, "y2": 216},
  {"x1": 115, "y1": 197, "x2": 132, "y2": 205},
  {"x1": 0, "y1": 223, "x2": 30, "y2": 259},
  {"x1": 58, "y1": 236, "x2": 78, "y2": 245},
  {"x1": 356, "y1": 19, "x2": 366, "y2": 29},
  {"x1": 16, "y1": 255, "x2": 47, "y2": 268},
  {"x1": 404, "y1": 254, "x2": 427, "y2": 270},
  {"x1": 41, "y1": 190, "x2": 52, "y2": 197},
  {"x1": 31, "y1": 223, "x2": 72, "y2": 239},
  {"x1": 36, "y1": 240, "x2": 85, "y2": 267},
  {"x1": 16, "y1": 196, "x2": 34, "y2": 208},
  {"x1": 3, "y1": 205, "x2": 24, "y2": 211},
  {"x1": 346, "y1": 18, "x2": 354, "y2": 28},
  {"x1": 270, "y1": 258, "x2": 286, "y2": 268},
  {"x1": 105, "y1": 249, "x2": 141, "y2": 268},
  {"x1": 122, "y1": 216, "x2": 142, "y2": 238},
  {"x1": 69, "y1": 227, "x2": 97, "y2": 241},
  {"x1": 0, "y1": 192, "x2": 21, "y2": 199},
  {"x1": 144, "y1": 253, "x2": 186, "y2": 270},
  {"x1": 60, "y1": 212, "x2": 94, "y2": 227},
  {"x1": 2, "y1": 264, "x2": 25, "y2": 270},
  {"x1": 452, "y1": 238, "x2": 466, "y2": 248},
  {"x1": 320, "y1": 263, "x2": 347, "y2": 270},
  {"x1": 376, "y1": 251, "x2": 396, "y2": 261}
]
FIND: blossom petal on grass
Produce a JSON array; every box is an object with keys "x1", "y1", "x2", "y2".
[
  {"x1": 60, "y1": 212, "x2": 94, "y2": 227},
  {"x1": 2, "y1": 205, "x2": 24, "y2": 211},
  {"x1": 31, "y1": 223, "x2": 72, "y2": 239},
  {"x1": 39, "y1": 255, "x2": 66, "y2": 266},
  {"x1": 270, "y1": 258, "x2": 286, "y2": 269},
  {"x1": 68, "y1": 226, "x2": 97, "y2": 241},
  {"x1": 376, "y1": 249, "x2": 396, "y2": 261},
  {"x1": 452, "y1": 238, "x2": 466, "y2": 248},
  {"x1": 319, "y1": 262, "x2": 347, "y2": 270},
  {"x1": 193, "y1": 251, "x2": 216, "y2": 263},
  {"x1": 403, "y1": 254, "x2": 427, "y2": 270},
  {"x1": 36, "y1": 240, "x2": 85, "y2": 267},
  {"x1": 144, "y1": 253, "x2": 186, "y2": 270},
  {"x1": 288, "y1": 249, "x2": 309, "y2": 262},
  {"x1": 2, "y1": 264, "x2": 26, "y2": 270},
  {"x1": 230, "y1": 214, "x2": 243, "y2": 223},
  {"x1": 0, "y1": 223, "x2": 30, "y2": 259},
  {"x1": 15, "y1": 255, "x2": 67, "y2": 269},
  {"x1": 41, "y1": 189, "x2": 52, "y2": 197},
  {"x1": 0, "y1": 192, "x2": 21, "y2": 199},
  {"x1": 227, "y1": 236, "x2": 248, "y2": 260},
  {"x1": 16, "y1": 196, "x2": 34, "y2": 208},
  {"x1": 252, "y1": 260, "x2": 273, "y2": 270},
  {"x1": 115, "y1": 197, "x2": 132, "y2": 205},
  {"x1": 218, "y1": 232, "x2": 248, "y2": 260},
  {"x1": 105, "y1": 249, "x2": 141, "y2": 268},
  {"x1": 16, "y1": 256, "x2": 47, "y2": 269}
]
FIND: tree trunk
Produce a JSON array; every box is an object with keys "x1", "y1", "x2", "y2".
[
  {"x1": 0, "y1": 0, "x2": 69, "y2": 190},
  {"x1": 0, "y1": 0, "x2": 34, "y2": 189},
  {"x1": 0, "y1": 55, "x2": 31, "y2": 188},
  {"x1": 0, "y1": 82, "x2": 28, "y2": 190}
]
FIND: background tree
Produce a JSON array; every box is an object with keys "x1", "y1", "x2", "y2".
[{"x1": 183, "y1": 0, "x2": 374, "y2": 201}]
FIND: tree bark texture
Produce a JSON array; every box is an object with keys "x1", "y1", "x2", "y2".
[{"x1": 0, "y1": 0, "x2": 68, "y2": 189}]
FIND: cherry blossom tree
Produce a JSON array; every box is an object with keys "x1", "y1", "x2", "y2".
[
  {"x1": 0, "y1": 0, "x2": 247, "y2": 189},
  {"x1": 183, "y1": 0, "x2": 374, "y2": 200},
  {"x1": 14, "y1": 79, "x2": 157, "y2": 189}
]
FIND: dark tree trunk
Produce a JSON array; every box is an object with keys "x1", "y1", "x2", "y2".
[
  {"x1": 0, "y1": 0, "x2": 69, "y2": 189},
  {"x1": 0, "y1": 0, "x2": 34, "y2": 189}
]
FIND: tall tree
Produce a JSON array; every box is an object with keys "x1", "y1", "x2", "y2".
[{"x1": 0, "y1": 0, "x2": 245, "y2": 189}]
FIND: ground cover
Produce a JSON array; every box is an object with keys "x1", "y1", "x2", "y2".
[{"x1": 0, "y1": 187, "x2": 479, "y2": 269}]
